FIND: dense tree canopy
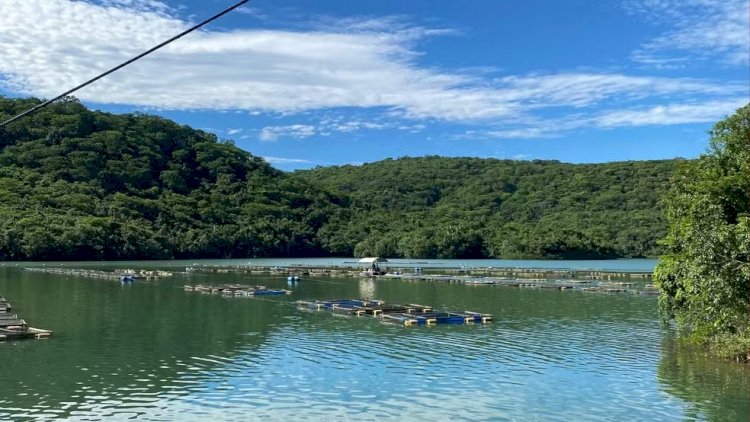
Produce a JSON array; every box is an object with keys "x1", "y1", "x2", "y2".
[
  {"x1": 0, "y1": 96, "x2": 343, "y2": 260},
  {"x1": 294, "y1": 156, "x2": 680, "y2": 259},
  {"x1": 0, "y1": 96, "x2": 680, "y2": 260},
  {"x1": 654, "y1": 105, "x2": 750, "y2": 360}
]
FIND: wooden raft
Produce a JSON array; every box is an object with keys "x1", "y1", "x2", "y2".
[
  {"x1": 0, "y1": 296, "x2": 52, "y2": 341},
  {"x1": 297, "y1": 298, "x2": 493, "y2": 327},
  {"x1": 184, "y1": 284, "x2": 292, "y2": 296}
]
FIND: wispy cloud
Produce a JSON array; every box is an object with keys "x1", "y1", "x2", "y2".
[
  {"x1": 625, "y1": 0, "x2": 750, "y2": 66},
  {"x1": 467, "y1": 128, "x2": 561, "y2": 140},
  {"x1": 330, "y1": 121, "x2": 387, "y2": 133},
  {"x1": 593, "y1": 98, "x2": 749, "y2": 127},
  {"x1": 262, "y1": 156, "x2": 313, "y2": 165},
  {"x1": 259, "y1": 125, "x2": 317, "y2": 142},
  {"x1": 235, "y1": 6, "x2": 268, "y2": 19},
  {"x1": 0, "y1": 0, "x2": 482, "y2": 119},
  {"x1": 491, "y1": 73, "x2": 738, "y2": 107},
  {"x1": 99, "y1": 0, "x2": 172, "y2": 15},
  {"x1": 256, "y1": 116, "x2": 426, "y2": 141},
  {"x1": 466, "y1": 97, "x2": 748, "y2": 139},
  {"x1": 0, "y1": 0, "x2": 743, "y2": 127}
]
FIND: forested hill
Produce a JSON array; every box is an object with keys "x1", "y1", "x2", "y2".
[
  {"x1": 293, "y1": 157, "x2": 681, "y2": 259},
  {"x1": 0, "y1": 97, "x2": 344, "y2": 260},
  {"x1": 0, "y1": 96, "x2": 681, "y2": 260}
]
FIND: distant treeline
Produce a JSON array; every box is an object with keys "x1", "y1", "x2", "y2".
[
  {"x1": 0, "y1": 96, "x2": 681, "y2": 260},
  {"x1": 294, "y1": 156, "x2": 680, "y2": 259}
]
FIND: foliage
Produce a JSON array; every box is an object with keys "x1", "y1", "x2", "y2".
[
  {"x1": 657, "y1": 338, "x2": 750, "y2": 419},
  {"x1": 294, "y1": 156, "x2": 679, "y2": 259},
  {"x1": 0, "y1": 96, "x2": 681, "y2": 260},
  {"x1": 654, "y1": 104, "x2": 750, "y2": 360},
  {"x1": 0, "y1": 96, "x2": 341, "y2": 260}
]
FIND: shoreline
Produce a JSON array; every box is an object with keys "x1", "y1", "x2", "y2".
[
  {"x1": 3, "y1": 257, "x2": 657, "y2": 274},
  {"x1": 189, "y1": 263, "x2": 653, "y2": 279}
]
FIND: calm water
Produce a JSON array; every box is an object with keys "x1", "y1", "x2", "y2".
[
  {"x1": 3, "y1": 257, "x2": 659, "y2": 272},
  {"x1": 0, "y1": 262, "x2": 747, "y2": 421}
]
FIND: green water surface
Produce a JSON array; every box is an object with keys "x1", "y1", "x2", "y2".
[{"x1": 0, "y1": 262, "x2": 747, "y2": 421}]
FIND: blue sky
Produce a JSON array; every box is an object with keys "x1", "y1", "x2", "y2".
[{"x1": 0, "y1": 0, "x2": 747, "y2": 170}]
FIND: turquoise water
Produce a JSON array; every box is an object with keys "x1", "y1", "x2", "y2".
[
  {"x1": 0, "y1": 261, "x2": 747, "y2": 421},
  {"x1": 5, "y1": 257, "x2": 659, "y2": 272}
]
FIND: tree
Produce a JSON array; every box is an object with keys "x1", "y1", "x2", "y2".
[
  {"x1": 654, "y1": 104, "x2": 750, "y2": 360},
  {"x1": 0, "y1": 95, "x2": 684, "y2": 261}
]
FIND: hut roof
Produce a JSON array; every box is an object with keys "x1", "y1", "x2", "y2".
[{"x1": 357, "y1": 257, "x2": 389, "y2": 264}]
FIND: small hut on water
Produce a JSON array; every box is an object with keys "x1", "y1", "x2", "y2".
[{"x1": 358, "y1": 257, "x2": 389, "y2": 276}]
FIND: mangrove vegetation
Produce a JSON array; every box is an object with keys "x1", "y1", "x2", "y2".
[{"x1": 654, "y1": 105, "x2": 750, "y2": 361}]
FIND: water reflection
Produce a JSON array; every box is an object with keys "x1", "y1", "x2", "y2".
[
  {"x1": 358, "y1": 278, "x2": 376, "y2": 299},
  {"x1": 0, "y1": 266, "x2": 747, "y2": 420},
  {"x1": 5, "y1": 257, "x2": 658, "y2": 272},
  {"x1": 658, "y1": 339, "x2": 750, "y2": 421},
  {"x1": 0, "y1": 268, "x2": 281, "y2": 420}
]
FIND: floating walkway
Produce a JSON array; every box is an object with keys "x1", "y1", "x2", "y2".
[
  {"x1": 24, "y1": 267, "x2": 173, "y2": 281},
  {"x1": 184, "y1": 284, "x2": 291, "y2": 297},
  {"x1": 184, "y1": 264, "x2": 656, "y2": 295},
  {"x1": 186, "y1": 263, "x2": 652, "y2": 281},
  {"x1": 0, "y1": 296, "x2": 52, "y2": 341},
  {"x1": 384, "y1": 274, "x2": 659, "y2": 295},
  {"x1": 297, "y1": 299, "x2": 492, "y2": 326}
]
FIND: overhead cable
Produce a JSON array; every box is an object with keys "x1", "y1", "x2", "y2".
[{"x1": 0, "y1": 0, "x2": 250, "y2": 127}]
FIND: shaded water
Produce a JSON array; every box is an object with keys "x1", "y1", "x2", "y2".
[
  {"x1": 0, "y1": 263, "x2": 747, "y2": 421},
  {"x1": 3, "y1": 257, "x2": 659, "y2": 272}
]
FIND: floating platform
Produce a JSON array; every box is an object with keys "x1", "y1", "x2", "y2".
[
  {"x1": 184, "y1": 284, "x2": 291, "y2": 297},
  {"x1": 0, "y1": 296, "x2": 52, "y2": 341},
  {"x1": 187, "y1": 263, "x2": 652, "y2": 281},
  {"x1": 0, "y1": 327, "x2": 52, "y2": 341},
  {"x1": 24, "y1": 267, "x2": 172, "y2": 281},
  {"x1": 184, "y1": 264, "x2": 654, "y2": 295},
  {"x1": 297, "y1": 299, "x2": 492, "y2": 327}
]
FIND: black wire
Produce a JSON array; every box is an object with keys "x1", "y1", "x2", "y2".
[{"x1": 0, "y1": 0, "x2": 250, "y2": 127}]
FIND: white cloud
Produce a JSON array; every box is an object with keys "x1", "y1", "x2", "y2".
[
  {"x1": 593, "y1": 98, "x2": 749, "y2": 127},
  {"x1": 492, "y1": 73, "x2": 737, "y2": 107},
  {"x1": 476, "y1": 128, "x2": 561, "y2": 139},
  {"x1": 259, "y1": 124, "x2": 317, "y2": 142},
  {"x1": 625, "y1": 0, "x2": 750, "y2": 66},
  {"x1": 331, "y1": 121, "x2": 387, "y2": 133},
  {"x1": 467, "y1": 98, "x2": 748, "y2": 139},
  {"x1": 227, "y1": 128, "x2": 242, "y2": 135},
  {"x1": 398, "y1": 123, "x2": 426, "y2": 133},
  {"x1": 256, "y1": 117, "x2": 427, "y2": 141},
  {"x1": 0, "y1": 0, "x2": 743, "y2": 125},
  {"x1": 100, "y1": 0, "x2": 172, "y2": 14},
  {"x1": 235, "y1": 6, "x2": 268, "y2": 19},
  {"x1": 262, "y1": 156, "x2": 312, "y2": 164}
]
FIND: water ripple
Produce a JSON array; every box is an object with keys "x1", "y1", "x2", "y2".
[{"x1": 1, "y1": 273, "x2": 748, "y2": 421}]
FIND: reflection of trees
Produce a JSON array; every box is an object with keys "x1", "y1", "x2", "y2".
[
  {"x1": 0, "y1": 268, "x2": 279, "y2": 419},
  {"x1": 658, "y1": 338, "x2": 750, "y2": 421}
]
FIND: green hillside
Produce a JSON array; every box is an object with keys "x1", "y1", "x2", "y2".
[
  {"x1": 294, "y1": 157, "x2": 681, "y2": 259},
  {"x1": 0, "y1": 97, "x2": 342, "y2": 260},
  {"x1": 0, "y1": 96, "x2": 681, "y2": 260}
]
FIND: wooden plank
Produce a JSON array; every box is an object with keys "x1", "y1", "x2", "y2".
[{"x1": 0, "y1": 318, "x2": 27, "y2": 328}]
